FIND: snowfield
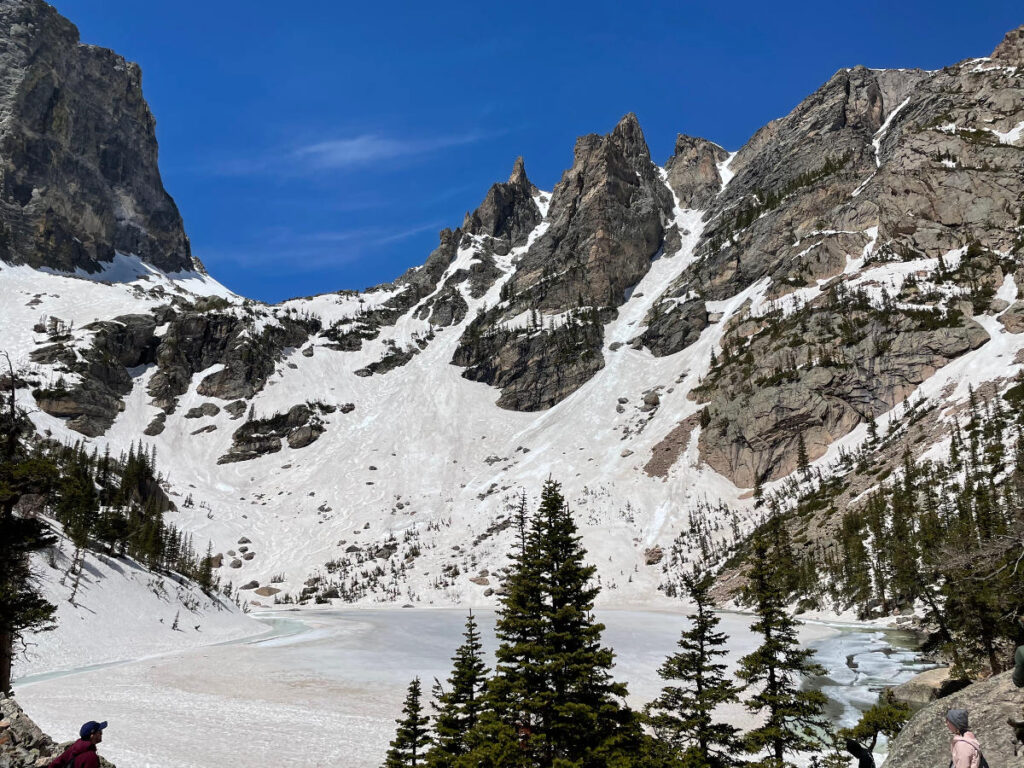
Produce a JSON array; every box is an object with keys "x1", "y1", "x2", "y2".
[{"x1": 12, "y1": 522, "x2": 259, "y2": 681}]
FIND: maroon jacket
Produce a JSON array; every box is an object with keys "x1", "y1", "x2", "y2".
[{"x1": 47, "y1": 739, "x2": 99, "y2": 768}]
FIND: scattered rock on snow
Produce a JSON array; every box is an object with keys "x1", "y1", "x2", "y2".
[{"x1": 184, "y1": 402, "x2": 221, "y2": 419}]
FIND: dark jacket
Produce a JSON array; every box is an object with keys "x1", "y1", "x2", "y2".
[
  {"x1": 1014, "y1": 644, "x2": 1024, "y2": 688},
  {"x1": 47, "y1": 739, "x2": 99, "y2": 768}
]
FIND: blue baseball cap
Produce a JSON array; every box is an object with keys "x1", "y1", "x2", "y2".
[{"x1": 79, "y1": 721, "x2": 107, "y2": 739}]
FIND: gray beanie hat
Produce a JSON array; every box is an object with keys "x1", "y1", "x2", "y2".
[{"x1": 946, "y1": 709, "x2": 969, "y2": 734}]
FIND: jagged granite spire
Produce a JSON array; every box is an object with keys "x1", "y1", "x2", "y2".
[
  {"x1": 509, "y1": 155, "x2": 529, "y2": 186},
  {"x1": 462, "y1": 156, "x2": 541, "y2": 246},
  {"x1": 452, "y1": 114, "x2": 674, "y2": 411},
  {"x1": 0, "y1": 0, "x2": 194, "y2": 274},
  {"x1": 513, "y1": 112, "x2": 673, "y2": 311}
]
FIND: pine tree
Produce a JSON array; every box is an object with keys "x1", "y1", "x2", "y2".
[
  {"x1": 644, "y1": 567, "x2": 742, "y2": 768},
  {"x1": 0, "y1": 352, "x2": 58, "y2": 693},
  {"x1": 737, "y1": 534, "x2": 828, "y2": 768},
  {"x1": 795, "y1": 434, "x2": 810, "y2": 480},
  {"x1": 867, "y1": 418, "x2": 878, "y2": 445},
  {"x1": 385, "y1": 677, "x2": 432, "y2": 767},
  {"x1": 840, "y1": 689, "x2": 910, "y2": 751},
  {"x1": 428, "y1": 612, "x2": 489, "y2": 767},
  {"x1": 463, "y1": 479, "x2": 637, "y2": 766}
]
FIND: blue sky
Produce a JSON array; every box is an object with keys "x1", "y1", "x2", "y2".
[{"x1": 55, "y1": 1, "x2": 1021, "y2": 303}]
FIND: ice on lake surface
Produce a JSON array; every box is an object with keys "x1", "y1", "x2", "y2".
[{"x1": 16, "y1": 609, "x2": 931, "y2": 768}]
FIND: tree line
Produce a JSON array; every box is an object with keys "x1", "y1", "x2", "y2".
[
  {"x1": 0, "y1": 355, "x2": 217, "y2": 693},
  {"x1": 744, "y1": 382, "x2": 1024, "y2": 679}
]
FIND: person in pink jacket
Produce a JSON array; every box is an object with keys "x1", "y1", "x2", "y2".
[{"x1": 946, "y1": 709, "x2": 983, "y2": 768}]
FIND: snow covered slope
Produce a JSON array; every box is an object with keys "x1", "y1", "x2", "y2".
[{"x1": 3, "y1": 23, "x2": 1024, "y2": 635}]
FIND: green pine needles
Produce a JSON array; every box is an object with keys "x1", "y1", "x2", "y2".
[
  {"x1": 463, "y1": 478, "x2": 637, "y2": 766},
  {"x1": 386, "y1": 677, "x2": 432, "y2": 768},
  {"x1": 645, "y1": 568, "x2": 742, "y2": 768},
  {"x1": 737, "y1": 532, "x2": 829, "y2": 768},
  {"x1": 428, "y1": 612, "x2": 489, "y2": 766}
]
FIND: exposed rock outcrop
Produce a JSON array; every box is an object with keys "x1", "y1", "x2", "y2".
[
  {"x1": 218, "y1": 403, "x2": 330, "y2": 463},
  {"x1": 510, "y1": 113, "x2": 672, "y2": 311},
  {"x1": 886, "y1": 671, "x2": 1024, "y2": 768},
  {"x1": 353, "y1": 343, "x2": 419, "y2": 377},
  {"x1": 991, "y1": 25, "x2": 1024, "y2": 65},
  {"x1": 664, "y1": 135, "x2": 729, "y2": 209},
  {"x1": 150, "y1": 309, "x2": 318, "y2": 411},
  {"x1": 31, "y1": 313, "x2": 158, "y2": 435},
  {"x1": 890, "y1": 667, "x2": 953, "y2": 709},
  {"x1": 453, "y1": 318, "x2": 605, "y2": 411},
  {"x1": 0, "y1": 0, "x2": 193, "y2": 274},
  {"x1": 0, "y1": 694, "x2": 116, "y2": 767},
  {"x1": 640, "y1": 30, "x2": 1024, "y2": 482},
  {"x1": 452, "y1": 114, "x2": 672, "y2": 410},
  {"x1": 696, "y1": 308, "x2": 989, "y2": 486},
  {"x1": 462, "y1": 156, "x2": 541, "y2": 247},
  {"x1": 634, "y1": 297, "x2": 708, "y2": 356}
]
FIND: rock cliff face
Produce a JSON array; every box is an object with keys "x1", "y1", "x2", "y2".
[
  {"x1": 510, "y1": 113, "x2": 672, "y2": 311},
  {"x1": 0, "y1": 0, "x2": 194, "y2": 274},
  {"x1": 452, "y1": 114, "x2": 673, "y2": 410},
  {"x1": 462, "y1": 156, "x2": 541, "y2": 247},
  {"x1": 663, "y1": 134, "x2": 729, "y2": 209},
  {"x1": 635, "y1": 29, "x2": 1024, "y2": 485},
  {"x1": 28, "y1": 303, "x2": 319, "y2": 436}
]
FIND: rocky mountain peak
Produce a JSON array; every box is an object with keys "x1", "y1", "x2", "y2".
[
  {"x1": 514, "y1": 113, "x2": 671, "y2": 311},
  {"x1": 509, "y1": 155, "x2": 529, "y2": 186},
  {"x1": 608, "y1": 111, "x2": 651, "y2": 161},
  {"x1": 451, "y1": 115, "x2": 674, "y2": 411},
  {"x1": 0, "y1": 0, "x2": 194, "y2": 274},
  {"x1": 991, "y1": 24, "x2": 1024, "y2": 65},
  {"x1": 461, "y1": 157, "x2": 540, "y2": 247},
  {"x1": 664, "y1": 134, "x2": 729, "y2": 209}
]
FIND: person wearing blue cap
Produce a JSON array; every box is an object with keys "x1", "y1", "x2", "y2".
[{"x1": 45, "y1": 720, "x2": 107, "y2": 768}]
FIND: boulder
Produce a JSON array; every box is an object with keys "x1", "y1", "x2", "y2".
[
  {"x1": 886, "y1": 670, "x2": 1024, "y2": 768},
  {"x1": 184, "y1": 402, "x2": 221, "y2": 419},
  {"x1": 999, "y1": 301, "x2": 1024, "y2": 333},
  {"x1": 890, "y1": 667, "x2": 953, "y2": 709}
]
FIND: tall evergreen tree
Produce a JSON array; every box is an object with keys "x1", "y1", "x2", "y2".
[
  {"x1": 463, "y1": 479, "x2": 637, "y2": 767},
  {"x1": 428, "y1": 612, "x2": 490, "y2": 767},
  {"x1": 385, "y1": 677, "x2": 432, "y2": 768},
  {"x1": 644, "y1": 567, "x2": 742, "y2": 768},
  {"x1": 0, "y1": 352, "x2": 57, "y2": 693},
  {"x1": 795, "y1": 434, "x2": 810, "y2": 480},
  {"x1": 738, "y1": 534, "x2": 828, "y2": 768}
]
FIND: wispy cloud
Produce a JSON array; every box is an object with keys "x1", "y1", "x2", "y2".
[
  {"x1": 293, "y1": 133, "x2": 482, "y2": 170},
  {"x1": 208, "y1": 131, "x2": 487, "y2": 177}
]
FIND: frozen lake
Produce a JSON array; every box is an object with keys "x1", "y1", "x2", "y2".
[{"x1": 14, "y1": 608, "x2": 930, "y2": 768}]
